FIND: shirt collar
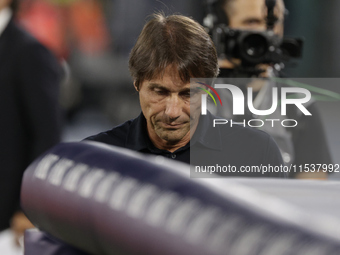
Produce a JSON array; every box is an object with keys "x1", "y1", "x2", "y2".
[
  {"x1": 0, "y1": 8, "x2": 12, "y2": 38},
  {"x1": 125, "y1": 113, "x2": 149, "y2": 151},
  {"x1": 190, "y1": 111, "x2": 223, "y2": 150},
  {"x1": 125, "y1": 111, "x2": 222, "y2": 152}
]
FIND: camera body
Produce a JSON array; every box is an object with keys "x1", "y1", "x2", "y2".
[{"x1": 212, "y1": 24, "x2": 303, "y2": 66}]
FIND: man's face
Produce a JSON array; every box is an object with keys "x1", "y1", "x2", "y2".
[
  {"x1": 136, "y1": 66, "x2": 201, "y2": 151},
  {"x1": 226, "y1": 0, "x2": 284, "y2": 36}
]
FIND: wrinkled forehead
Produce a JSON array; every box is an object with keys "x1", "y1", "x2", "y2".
[{"x1": 149, "y1": 65, "x2": 191, "y2": 86}]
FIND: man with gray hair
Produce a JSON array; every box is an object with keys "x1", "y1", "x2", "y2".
[{"x1": 86, "y1": 13, "x2": 285, "y2": 177}]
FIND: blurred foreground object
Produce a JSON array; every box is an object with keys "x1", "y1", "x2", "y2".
[{"x1": 21, "y1": 142, "x2": 340, "y2": 255}]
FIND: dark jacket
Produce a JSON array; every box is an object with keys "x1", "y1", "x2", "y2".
[{"x1": 0, "y1": 19, "x2": 62, "y2": 230}]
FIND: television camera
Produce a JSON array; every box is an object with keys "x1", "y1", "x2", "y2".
[{"x1": 204, "y1": 0, "x2": 303, "y2": 76}]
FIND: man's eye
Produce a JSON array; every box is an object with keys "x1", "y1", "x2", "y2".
[
  {"x1": 180, "y1": 91, "x2": 191, "y2": 97},
  {"x1": 154, "y1": 89, "x2": 168, "y2": 95}
]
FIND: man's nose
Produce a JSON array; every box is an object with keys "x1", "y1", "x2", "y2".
[{"x1": 165, "y1": 95, "x2": 182, "y2": 119}]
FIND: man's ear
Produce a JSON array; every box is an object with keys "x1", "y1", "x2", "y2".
[{"x1": 133, "y1": 81, "x2": 139, "y2": 92}]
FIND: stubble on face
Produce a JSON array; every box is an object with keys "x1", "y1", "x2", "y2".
[
  {"x1": 152, "y1": 115, "x2": 190, "y2": 143},
  {"x1": 137, "y1": 66, "x2": 201, "y2": 151}
]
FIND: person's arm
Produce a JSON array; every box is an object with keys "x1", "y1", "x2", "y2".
[{"x1": 16, "y1": 41, "x2": 63, "y2": 162}]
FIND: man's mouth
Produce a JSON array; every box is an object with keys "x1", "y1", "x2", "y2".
[{"x1": 160, "y1": 122, "x2": 186, "y2": 129}]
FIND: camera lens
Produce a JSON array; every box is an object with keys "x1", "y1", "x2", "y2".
[{"x1": 240, "y1": 34, "x2": 268, "y2": 63}]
